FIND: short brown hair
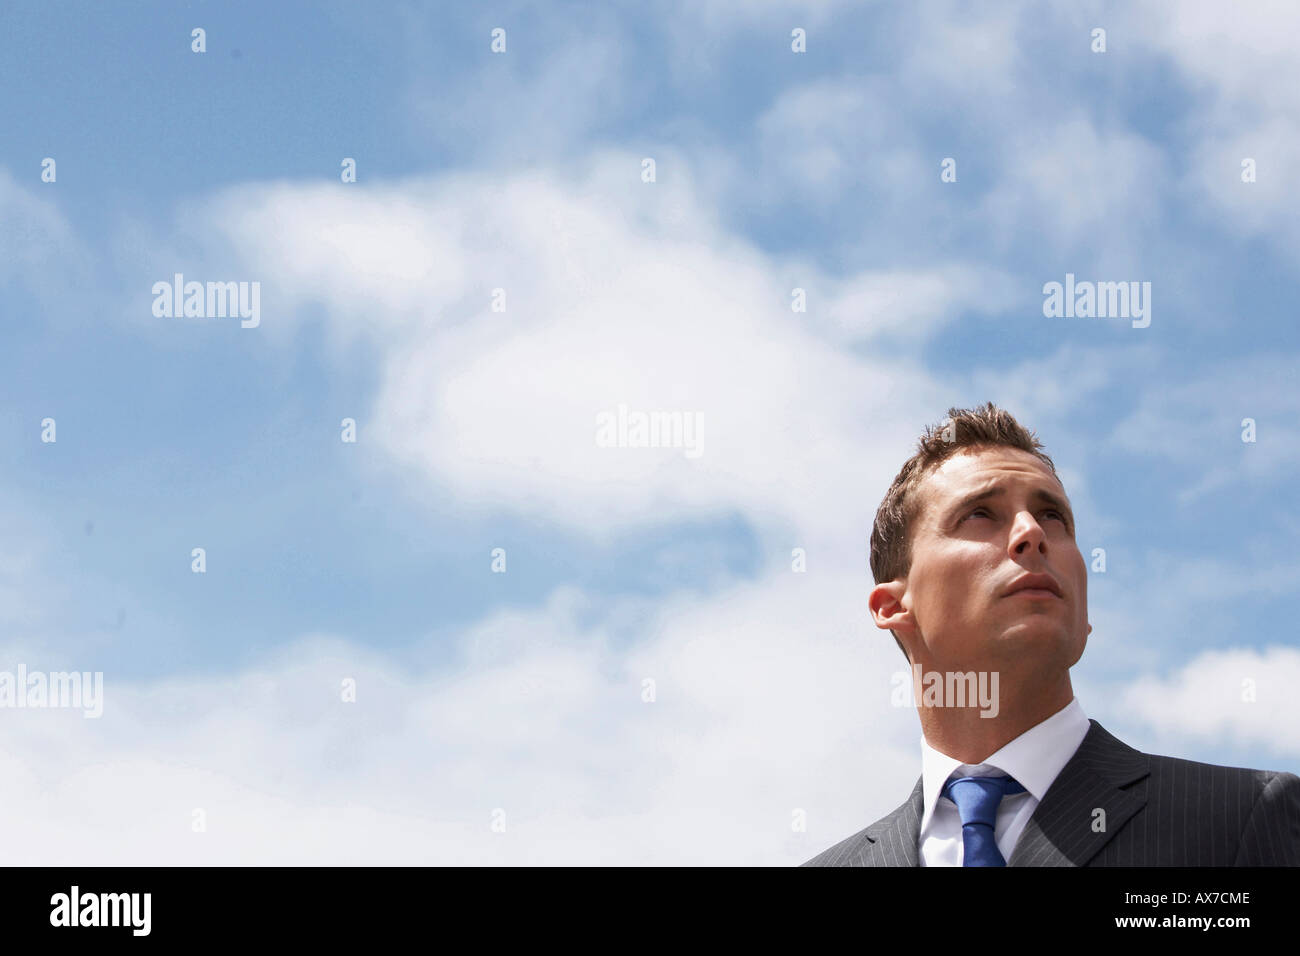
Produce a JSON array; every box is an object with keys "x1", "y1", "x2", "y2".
[{"x1": 871, "y1": 402, "x2": 1061, "y2": 662}]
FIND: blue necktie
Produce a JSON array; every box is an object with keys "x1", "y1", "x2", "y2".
[{"x1": 942, "y1": 774, "x2": 1026, "y2": 866}]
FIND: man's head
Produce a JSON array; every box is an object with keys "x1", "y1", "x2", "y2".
[{"x1": 870, "y1": 403, "x2": 1091, "y2": 679}]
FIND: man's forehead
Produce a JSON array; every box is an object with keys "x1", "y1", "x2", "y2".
[{"x1": 921, "y1": 446, "x2": 1065, "y2": 502}]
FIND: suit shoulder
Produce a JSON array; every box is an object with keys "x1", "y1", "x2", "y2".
[
  {"x1": 1137, "y1": 749, "x2": 1300, "y2": 827},
  {"x1": 1098, "y1": 735, "x2": 1300, "y2": 862},
  {"x1": 1141, "y1": 749, "x2": 1296, "y2": 790},
  {"x1": 800, "y1": 775, "x2": 925, "y2": 867},
  {"x1": 800, "y1": 820, "x2": 880, "y2": 867}
]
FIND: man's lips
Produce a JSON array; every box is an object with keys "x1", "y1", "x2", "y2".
[{"x1": 1002, "y1": 573, "x2": 1063, "y2": 599}]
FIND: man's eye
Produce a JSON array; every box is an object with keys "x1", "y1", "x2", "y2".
[{"x1": 964, "y1": 507, "x2": 1067, "y2": 525}]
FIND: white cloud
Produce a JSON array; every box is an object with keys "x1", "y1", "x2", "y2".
[
  {"x1": 1118, "y1": 646, "x2": 1300, "y2": 758},
  {"x1": 136, "y1": 149, "x2": 1020, "y2": 555},
  {"x1": 0, "y1": 168, "x2": 88, "y2": 304},
  {"x1": 0, "y1": 572, "x2": 917, "y2": 864},
  {"x1": 753, "y1": 77, "x2": 931, "y2": 209},
  {"x1": 977, "y1": 115, "x2": 1165, "y2": 261},
  {"x1": 1123, "y1": 0, "x2": 1300, "y2": 256},
  {"x1": 1128, "y1": 0, "x2": 1300, "y2": 118},
  {"x1": 823, "y1": 264, "x2": 1021, "y2": 343},
  {"x1": 897, "y1": 0, "x2": 1025, "y2": 101}
]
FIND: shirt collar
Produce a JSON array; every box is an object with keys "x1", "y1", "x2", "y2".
[{"x1": 919, "y1": 696, "x2": 1090, "y2": 834}]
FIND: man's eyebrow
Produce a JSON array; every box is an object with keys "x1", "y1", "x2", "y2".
[{"x1": 944, "y1": 484, "x2": 1074, "y2": 525}]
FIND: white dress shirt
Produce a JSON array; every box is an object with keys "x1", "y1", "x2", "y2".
[{"x1": 918, "y1": 696, "x2": 1091, "y2": 866}]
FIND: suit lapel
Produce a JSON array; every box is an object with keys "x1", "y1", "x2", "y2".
[
  {"x1": 1008, "y1": 719, "x2": 1149, "y2": 866},
  {"x1": 861, "y1": 776, "x2": 924, "y2": 866}
]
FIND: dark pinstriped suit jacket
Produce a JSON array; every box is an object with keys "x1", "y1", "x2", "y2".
[{"x1": 802, "y1": 719, "x2": 1300, "y2": 866}]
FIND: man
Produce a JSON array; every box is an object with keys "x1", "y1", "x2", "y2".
[{"x1": 803, "y1": 402, "x2": 1300, "y2": 866}]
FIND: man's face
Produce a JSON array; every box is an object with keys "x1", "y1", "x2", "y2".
[{"x1": 874, "y1": 445, "x2": 1091, "y2": 674}]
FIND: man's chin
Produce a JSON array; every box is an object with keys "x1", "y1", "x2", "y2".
[
  {"x1": 923, "y1": 624, "x2": 1077, "y2": 669},
  {"x1": 982, "y1": 623, "x2": 1073, "y2": 659}
]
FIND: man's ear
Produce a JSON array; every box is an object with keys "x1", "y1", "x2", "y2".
[{"x1": 869, "y1": 579, "x2": 911, "y2": 634}]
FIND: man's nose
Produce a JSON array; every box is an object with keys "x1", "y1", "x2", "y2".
[{"x1": 1009, "y1": 511, "x2": 1047, "y2": 555}]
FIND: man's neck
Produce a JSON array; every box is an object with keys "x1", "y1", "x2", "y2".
[{"x1": 916, "y1": 669, "x2": 1075, "y2": 765}]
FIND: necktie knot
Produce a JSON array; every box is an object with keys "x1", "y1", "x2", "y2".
[{"x1": 941, "y1": 774, "x2": 1027, "y2": 866}]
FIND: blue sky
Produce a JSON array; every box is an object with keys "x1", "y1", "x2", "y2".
[{"x1": 1, "y1": 0, "x2": 1298, "y2": 864}]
